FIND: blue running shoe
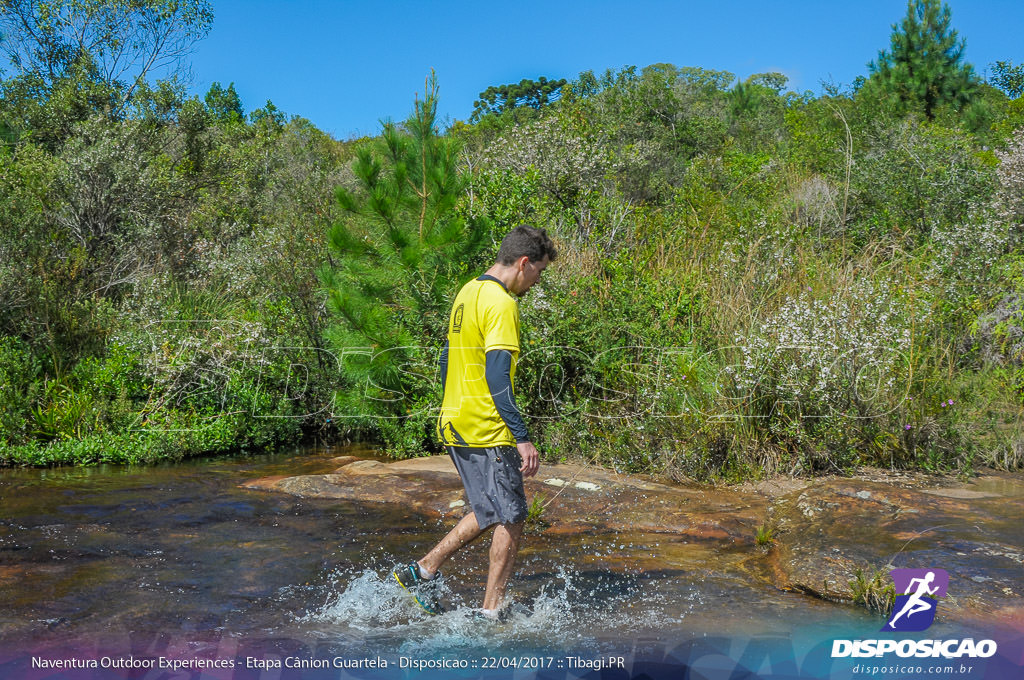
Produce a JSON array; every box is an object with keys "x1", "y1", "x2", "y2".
[{"x1": 391, "y1": 562, "x2": 444, "y2": 615}]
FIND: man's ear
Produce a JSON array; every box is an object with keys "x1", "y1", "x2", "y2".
[{"x1": 516, "y1": 255, "x2": 530, "y2": 271}]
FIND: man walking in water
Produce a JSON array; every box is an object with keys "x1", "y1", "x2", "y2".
[{"x1": 392, "y1": 225, "x2": 556, "y2": 619}]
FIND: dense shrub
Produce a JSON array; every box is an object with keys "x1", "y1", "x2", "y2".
[{"x1": 3, "y1": 41, "x2": 1023, "y2": 476}]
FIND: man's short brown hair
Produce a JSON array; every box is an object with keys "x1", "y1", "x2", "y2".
[{"x1": 496, "y1": 224, "x2": 558, "y2": 265}]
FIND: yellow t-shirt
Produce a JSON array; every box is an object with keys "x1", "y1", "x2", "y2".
[{"x1": 437, "y1": 277, "x2": 520, "y2": 447}]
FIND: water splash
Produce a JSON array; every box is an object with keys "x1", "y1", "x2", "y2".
[
  {"x1": 308, "y1": 569, "x2": 424, "y2": 631},
  {"x1": 303, "y1": 563, "x2": 695, "y2": 655}
]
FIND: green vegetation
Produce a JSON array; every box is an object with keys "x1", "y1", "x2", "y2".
[
  {"x1": 2, "y1": 0, "x2": 1023, "y2": 478},
  {"x1": 470, "y1": 76, "x2": 567, "y2": 124},
  {"x1": 850, "y1": 566, "x2": 897, "y2": 616},
  {"x1": 866, "y1": 0, "x2": 979, "y2": 121},
  {"x1": 525, "y1": 494, "x2": 548, "y2": 529},
  {"x1": 755, "y1": 524, "x2": 775, "y2": 548},
  {"x1": 0, "y1": 0, "x2": 339, "y2": 465},
  {"x1": 320, "y1": 72, "x2": 489, "y2": 458},
  {"x1": 990, "y1": 60, "x2": 1024, "y2": 99}
]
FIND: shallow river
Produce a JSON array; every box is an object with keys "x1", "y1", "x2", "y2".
[{"x1": 0, "y1": 446, "x2": 1014, "y2": 679}]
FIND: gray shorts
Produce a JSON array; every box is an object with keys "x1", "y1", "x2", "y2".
[{"x1": 447, "y1": 445, "x2": 528, "y2": 529}]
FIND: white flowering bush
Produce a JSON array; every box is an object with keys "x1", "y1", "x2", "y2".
[
  {"x1": 481, "y1": 114, "x2": 655, "y2": 231},
  {"x1": 994, "y1": 127, "x2": 1024, "y2": 231},
  {"x1": 483, "y1": 115, "x2": 610, "y2": 202},
  {"x1": 926, "y1": 216, "x2": 1010, "y2": 302},
  {"x1": 730, "y1": 278, "x2": 920, "y2": 464}
]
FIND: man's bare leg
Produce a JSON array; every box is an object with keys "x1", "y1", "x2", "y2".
[
  {"x1": 481, "y1": 522, "x2": 524, "y2": 611},
  {"x1": 418, "y1": 511, "x2": 485, "y2": 576}
]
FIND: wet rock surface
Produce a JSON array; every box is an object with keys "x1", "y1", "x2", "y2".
[
  {"x1": 244, "y1": 456, "x2": 767, "y2": 542},
  {"x1": 765, "y1": 475, "x2": 1024, "y2": 621},
  {"x1": 247, "y1": 457, "x2": 1024, "y2": 625}
]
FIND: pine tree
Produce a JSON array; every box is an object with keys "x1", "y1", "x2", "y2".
[
  {"x1": 868, "y1": 0, "x2": 979, "y2": 120},
  {"x1": 319, "y1": 72, "x2": 489, "y2": 454}
]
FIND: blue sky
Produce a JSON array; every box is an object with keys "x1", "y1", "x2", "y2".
[{"x1": 186, "y1": 1, "x2": 1022, "y2": 139}]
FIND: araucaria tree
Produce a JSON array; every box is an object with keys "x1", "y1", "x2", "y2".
[
  {"x1": 320, "y1": 73, "x2": 489, "y2": 455},
  {"x1": 470, "y1": 76, "x2": 568, "y2": 123},
  {"x1": 867, "y1": 0, "x2": 978, "y2": 120}
]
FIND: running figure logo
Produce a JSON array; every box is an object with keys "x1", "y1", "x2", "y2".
[{"x1": 882, "y1": 568, "x2": 949, "y2": 632}]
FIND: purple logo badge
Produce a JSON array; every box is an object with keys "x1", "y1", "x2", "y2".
[{"x1": 882, "y1": 568, "x2": 949, "y2": 632}]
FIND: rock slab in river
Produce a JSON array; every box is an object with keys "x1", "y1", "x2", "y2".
[{"x1": 243, "y1": 457, "x2": 1024, "y2": 625}]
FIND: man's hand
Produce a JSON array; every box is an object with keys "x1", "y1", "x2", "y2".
[{"x1": 517, "y1": 441, "x2": 540, "y2": 478}]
